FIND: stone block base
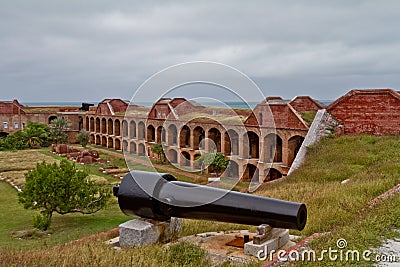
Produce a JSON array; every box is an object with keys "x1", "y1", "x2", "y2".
[
  {"x1": 244, "y1": 229, "x2": 289, "y2": 257},
  {"x1": 119, "y1": 218, "x2": 182, "y2": 247}
]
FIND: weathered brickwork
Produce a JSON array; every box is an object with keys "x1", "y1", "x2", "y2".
[
  {"x1": 289, "y1": 96, "x2": 324, "y2": 113},
  {"x1": 327, "y1": 89, "x2": 400, "y2": 135}
]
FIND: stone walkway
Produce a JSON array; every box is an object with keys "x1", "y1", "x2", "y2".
[{"x1": 87, "y1": 145, "x2": 205, "y2": 180}]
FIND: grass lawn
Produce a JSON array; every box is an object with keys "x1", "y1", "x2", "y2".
[{"x1": 0, "y1": 181, "x2": 130, "y2": 250}]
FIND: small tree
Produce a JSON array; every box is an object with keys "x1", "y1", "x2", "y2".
[
  {"x1": 18, "y1": 159, "x2": 111, "y2": 230},
  {"x1": 77, "y1": 130, "x2": 90, "y2": 147},
  {"x1": 24, "y1": 122, "x2": 50, "y2": 148},
  {"x1": 49, "y1": 117, "x2": 69, "y2": 144},
  {"x1": 151, "y1": 143, "x2": 166, "y2": 163},
  {"x1": 201, "y1": 151, "x2": 229, "y2": 176}
]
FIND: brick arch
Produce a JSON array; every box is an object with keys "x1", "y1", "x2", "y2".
[
  {"x1": 193, "y1": 126, "x2": 205, "y2": 150},
  {"x1": 288, "y1": 135, "x2": 304, "y2": 166},
  {"x1": 167, "y1": 149, "x2": 178, "y2": 164},
  {"x1": 264, "y1": 168, "x2": 282, "y2": 182},
  {"x1": 181, "y1": 151, "x2": 191, "y2": 167},
  {"x1": 179, "y1": 125, "x2": 191, "y2": 148},
  {"x1": 224, "y1": 160, "x2": 239, "y2": 178},
  {"x1": 147, "y1": 124, "x2": 156, "y2": 142},
  {"x1": 107, "y1": 118, "x2": 113, "y2": 135},
  {"x1": 114, "y1": 138, "x2": 121, "y2": 150},
  {"x1": 264, "y1": 133, "x2": 282, "y2": 163},
  {"x1": 90, "y1": 117, "x2": 94, "y2": 131},
  {"x1": 243, "y1": 131, "x2": 259, "y2": 159},
  {"x1": 95, "y1": 134, "x2": 101, "y2": 145},
  {"x1": 168, "y1": 124, "x2": 177, "y2": 145},
  {"x1": 242, "y1": 163, "x2": 259, "y2": 182},
  {"x1": 114, "y1": 119, "x2": 121, "y2": 136},
  {"x1": 208, "y1": 128, "x2": 221, "y2": 152},
  {"x1": 138, "y1": 143, "x2": 146, "y2": 156},
  {"x1": 130, "y1": 141, "x2": 137, "y2": 154},
  {"x1": 101, "y1": 118, "x2": 107, "y2": 134},
  {"x1": 129, "y1": 120, "x2": 136, "y2": 139},
  {"x1": 95, "y1": 117, "x2": 100, "y2": 132},
  {"x1": 138, "y1": 121, "x2": 145, "y2": 140},
  {"x1": 107, "y1": 137, "x2": 114, "y2": 148},
  {"x1": 122, "y1": 120, "x2": 128, "y2": 137},
  {"x1": 224, "y1": 129, "x2": 239, "y2": 156},
  {"x1": 101, "y1": 136, "x2": 107, "y2": 146}
]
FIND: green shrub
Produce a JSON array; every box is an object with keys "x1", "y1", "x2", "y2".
[{"x1": 33, "y1": 213, "x2": 51, "y2": 231}]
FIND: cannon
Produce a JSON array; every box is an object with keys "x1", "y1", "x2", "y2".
[{"x1": 113, "y1": 170, "x2": 307, "y2": 231}]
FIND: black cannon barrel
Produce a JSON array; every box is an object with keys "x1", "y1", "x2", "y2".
[{"x1": 114, "y1": 171, "x2": 307, "y2": 231}]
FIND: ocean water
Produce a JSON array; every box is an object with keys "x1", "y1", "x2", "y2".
[{"x1": 22, "y1": 100, "x2": 333, "y2": 109}]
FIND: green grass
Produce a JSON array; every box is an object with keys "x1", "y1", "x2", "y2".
[{"x1": 0, "y1": 181, "x2": 130, "y2": 250}]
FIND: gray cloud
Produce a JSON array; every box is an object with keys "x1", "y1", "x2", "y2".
[{"x1": 1, "y1": 0, "x2": 400, "y2": 102}]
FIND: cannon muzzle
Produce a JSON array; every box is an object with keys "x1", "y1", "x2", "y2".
[{"x1": 114, "y1": 171, "x2": 307, "y2": 231}]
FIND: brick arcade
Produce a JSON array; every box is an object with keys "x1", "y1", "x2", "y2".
[{"x1": 2, "y1": 88, "x2": 400, "y2": 183}]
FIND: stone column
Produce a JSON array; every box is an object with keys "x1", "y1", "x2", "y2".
[{"x1": 282, "y1": 138, "x2": 289, "y2": 167}]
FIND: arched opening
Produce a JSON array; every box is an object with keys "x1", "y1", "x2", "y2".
[
  {"x1": 107, "y1": 119, "x2": 113, "y2": 135},
  {"x1": 89, "y1": 134, "x2": 95, "y2": 144},
  {"x1": 242, "y1": 164, "x2": 259, "y2": 182},
  {"x1": 138, "y1": 143, "x2": 146, "y2": 156},
  {"x1": 130, "y1": 142, "x2": 137, "y2": 154},
  {"x1": 138, "y1": 121, "x2": 145, "y2": 140},
  {"x1": 48, "y1": 115, "x2": 57, "y2": 124},
  {"x1": 224, "y1": 160, "x2": 239, "y2": 178},
  {"x1": 101, "y1": 118, "x2": 107, "y2": 134},
  {"x1": 179, "y1": 125, "x2": 191, "y2": 148},
  {"x1": 114, "y1": 119, "x2": 121, "y2": 136},
  {"x1": 147, "y1": 125, "x2": 156, "y2": 142},
  {"x1": 115, "y1": 139, "x2": 121, "y2": 150},
  {"x1": 107, "y1": 137, "x2": 113, "y2": 148},
  {"x1": 129, "y1": 121, "x2": 136, "y2": 139},
  {"x1": 95, "y1": 135, "x2": 101, "y2": 145},
  {"x1": 78, "y1": 116, "x2": 83, "y2": 131},
  {"x1": 122, "y1": 140, "x2": 128, "y2": 152},
  {"x1": 193, "y1": 126, "x2": 205, "y2": 150},
  {"x1": 208, "y1": 128, "x2": 221, "y2": 152},
  {"x1": 168, "y1": 124, "x2": 177, "y2": 145},
  {"x1": 168, "y1": 149, "x2": 178, "y2": 163},
  {"x1": 244, "y1": 131, "x2": 259, "y2": 159},
  {"x1": 122, "y1": 120, "x2": 128, "y2": 137},
  {"x1": 193, "y1": 153, "x2": 202, "y2": 169},
  {"x1": 90, "y1": 117, "x2": 94, "y2": 131},
  {"x1": 264, "y1": 133, "x2": 282, "y2": 163},
  {"x1": 156, "y1": 126, "x2": 164, "y2": 143},
  {"x1": 288, "y1": 135, "x2": 304, "y2": 166},
  {"x1": 264, "y1": 168, "x2": 282, "y2": 182},
  {"x1": 224, "y1": 130, "x2": 238, "y2": 155},
  {"x1": 101, "y1": 136, "x2": 107, "y2": 146},
  {"x1": 85, "y1": 117, "x2": 89, "y2": 131},
  {"x1": 181, "y1": 151, "x2": 191, "y2": 167},
  {"x1": 95, "y1": 118, "x2": 100, "y2": 133}
]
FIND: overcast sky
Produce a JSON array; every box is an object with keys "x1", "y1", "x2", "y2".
[{"x1": 1, "y1": 1, "x2": 400, "y2": 103}]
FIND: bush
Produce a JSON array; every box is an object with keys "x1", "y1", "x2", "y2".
[{"x1": 33, "y1": 213, "x2": 51, "y2": 231}]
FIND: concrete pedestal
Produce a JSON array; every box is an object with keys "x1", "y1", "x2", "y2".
[{"x1": 119, "y1": 218, "x2": 182, "y2": 247}]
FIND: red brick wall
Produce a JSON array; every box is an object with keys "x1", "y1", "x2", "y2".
[
  {"x1": 245, "y1": 104, "x2": 308, "y2": 130},
  {"x1": 290, "y1": 96, "x2": 323, "y2": 113},
  {"x1": 328, "y1": 90, "x2": 400, "y2": 135}
]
